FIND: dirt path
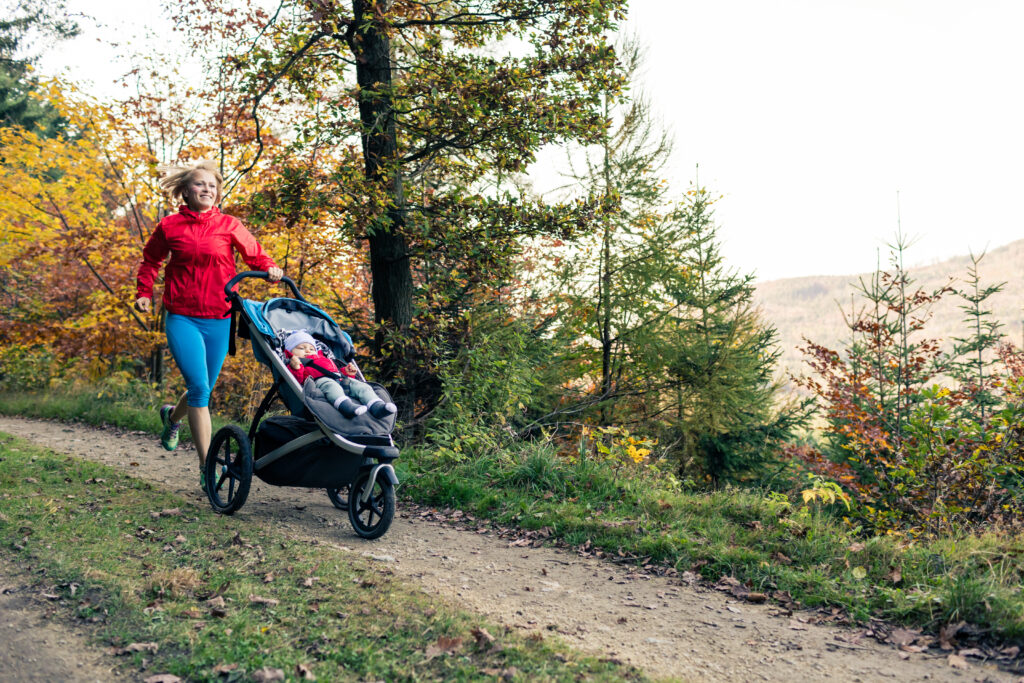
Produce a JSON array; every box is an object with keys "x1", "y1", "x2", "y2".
[{"x1": 1, "y1": 415, "x2": 1019, "y2": 682}]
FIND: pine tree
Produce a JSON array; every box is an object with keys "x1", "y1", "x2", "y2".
[
  {"x1": 948, "y1": 251, "x2": 1004, "y2": 419},
  {"x1": 660, "y1": 188, "x2": 806, "y2": 485},
  {"x1": 0, "y1": 0, "x2": 79, "y2": 136}
]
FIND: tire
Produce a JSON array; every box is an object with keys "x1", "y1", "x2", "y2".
[
  {"x1": 205, "y1": 425, "x2": 253, "y2": 515},
  {"x1": 348, "y1": 470, "x2": 395, "y2": 539},
  {"x1": 326, "y1": 485, "x2": 350, "y2": 511}
]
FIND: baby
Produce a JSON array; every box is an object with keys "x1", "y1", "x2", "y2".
[{"x1": 283, "y1": 330, "x2": 397, "y2": 420}]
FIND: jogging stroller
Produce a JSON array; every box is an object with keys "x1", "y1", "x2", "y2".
[{"x1": 202, "y1": 271, "x2": 399, "y2": 539}]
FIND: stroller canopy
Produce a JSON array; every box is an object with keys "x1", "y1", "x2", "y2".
[{"x1": 242, "y1": 297, "x2": 355, "y2": 363}]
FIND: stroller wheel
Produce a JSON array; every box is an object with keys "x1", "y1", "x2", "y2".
[
  {"x1": 205, "y1": 426, "x2": 253, "y2": 515},
  {"x1": 348, "y1": 471, "x2": 395, "y2": 540},
  {"x1": 326, "y1": 485, "x2": 350, "y2": 511}
]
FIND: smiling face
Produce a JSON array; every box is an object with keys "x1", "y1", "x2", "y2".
[
  {"x1": 183, "y1": 169, "x2": 220, "y2": 212},
  {"x1": 289, "y1": 342, "x2": 317, "y2": 359}
]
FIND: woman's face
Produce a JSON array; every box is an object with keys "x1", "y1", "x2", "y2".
[{"x1": 184, "y1": 170, "x2": 219, "y2": 212}]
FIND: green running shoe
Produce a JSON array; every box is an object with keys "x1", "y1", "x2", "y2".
[
  {"x1": 159, "y1": 405, "x2": 180, "y2": 451},
  {"x1": 200, "y1": 470, "x2": 207, "y2": 493}
]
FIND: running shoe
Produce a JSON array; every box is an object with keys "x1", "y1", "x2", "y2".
[{"x1": 159, "y1": 405, "x2": 180, "y2": 451}]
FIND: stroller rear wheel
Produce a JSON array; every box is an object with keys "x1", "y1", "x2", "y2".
[
  {"x1": 326, "y1": 485, "x2": 350, "y2": 511},
  {"x1": 348, "y1": 470, "x2": 395, "y2": 539},
  {"x1": 205, "y1": 425, "x2": 253, "y2": 515}
]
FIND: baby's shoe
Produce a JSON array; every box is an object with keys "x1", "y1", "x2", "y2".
[
  {"x1": 335, "y1": 398, "x2": 367, "y2": 418},
  {"x1": 369, "y1": 401, "x2": 397, "y2": 419}
]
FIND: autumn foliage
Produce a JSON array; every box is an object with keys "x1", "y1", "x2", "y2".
[{"x1": 797, "y1": 243, "x2": 1024, "y2": 535}]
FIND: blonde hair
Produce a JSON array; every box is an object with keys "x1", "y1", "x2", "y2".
[{"x1": 157, "y1": 160, "x2": 224, "y2": 206}]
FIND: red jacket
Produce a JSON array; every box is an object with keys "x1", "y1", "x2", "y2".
[
  {"x1": 136, "y1": 206, "x2": 278, "y2": 319},
  {"x1": 284, "y1": 349, "x2": 355, "y2": 385}
]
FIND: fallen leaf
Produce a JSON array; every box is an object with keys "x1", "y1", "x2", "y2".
[
  {"x1": 295, "y1": 663, "x2": 316, "y2": 680},
  {"x1": 206, "y1": 596, "x2": 226, "y2": 609},
  {"x1": 302, "y1": 577, "x2": 316, "y2": 588},
  {"x1": 213, "y1": 664, "x2": 239, "y2": 674},
  {"x1": 940, "y1": 621, "x2": 966, "y2": 650},
  {"x1": 160, "y1": 508, "x2": 181, "y2": 517},
  {"x1": 957, "y1": 648, "x2": 985, "y2": 658},
  {"x1": 947, "y1": 654, "x2": 969, "y2": 670},
  {"x1": 249, "y1": 595, "x2": 280, "y2": 607},
  {"x1": 888, "y1": 628, "x2": 919, "y2": 647},
  {"x1": 252, "y1": 667, "x2": 285, "y2": 682},
  {"x1": 112, "y1": 642, "x2": 159, "y2": 656},
  {"x1": 887, "y1": 567, "x2": 902, "y2": 585},
  {"x1": 999, "y1": 645, "x2": 1020, "y2": 659},
  {"x1": 851, "y1": 566, "x2": 867, "y2": 580},
  {"x1": 143, "y1": 676, "x2": 182, "y2": 683},
  {"x1": 771, "y1": 552, "x2": 792, "y2": 565},
  {"x1": 744, "y1": 592, "x2": 767, "y2": 604},
  {"x1": 500, "y1": 667, "x2": 518, "y2": 681},
  {"x1": 471, "y1": 627, "x2": 496, "y2": 648},
  {"x1": 847, "y1": 542, "x2": 865, "y2": 552},
  {"x1": 425, "y1": 635, "x2": 463, "y2": 659}
]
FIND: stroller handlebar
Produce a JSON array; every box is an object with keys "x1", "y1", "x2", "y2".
[{"x1": 225, "y1": 271, "x2": 307, "y2": 302}]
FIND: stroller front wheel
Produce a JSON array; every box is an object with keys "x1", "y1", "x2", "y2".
[
  {"x1": 205, "y1": 425, "x2": 253, "y2": 514},
  {"x1": 348, "y1": 470, "x2": 395, "y2": 539}
]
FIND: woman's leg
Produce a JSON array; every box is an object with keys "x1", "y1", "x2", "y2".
[
  {"x1": 187, "y1": 406, "x2": 212, "y2": 466},
  {"x1": 165, "y1": 314, "x2": 230, "y2": 468},
  {"x1": 170, "y1": 391, "x2": 188, "y2": 423}
]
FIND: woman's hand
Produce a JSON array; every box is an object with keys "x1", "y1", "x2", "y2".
[
  {"x1": 135, "y1": 297, "x2": 152, "y2": 313},
  {"x1": 267, "y1": 267, "x2": 283, "y2": 281}
]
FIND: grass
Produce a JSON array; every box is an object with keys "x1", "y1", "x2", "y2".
[
  {"x1": 2, "y1": 385, "x2": 1023, "y2": 646},
  {"x1": 0, "y1": 433, "x2": 642, "y2": 681}
]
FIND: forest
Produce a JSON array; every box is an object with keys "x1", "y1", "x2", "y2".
[{"x1": 2, "y1": 0, "x2": 1024, "y2": 656}]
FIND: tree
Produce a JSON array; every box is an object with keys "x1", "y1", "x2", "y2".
[
  {"x1": 551, "y1": 38, "x2": 682, "y2": 427},
  {"x1": 179, "y1": 0, "x2": 627, "y2": 409},
  {"x1": 0, "y1": 0, "x2": 79, "y2": 135},
  {"x1": 659, "y1": 189, "x2": 806, "y2": 485}
]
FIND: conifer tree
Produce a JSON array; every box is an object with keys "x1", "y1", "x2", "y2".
[
  {"x1": 659, "y1": 189, "x2": 806, "y2": 485},
  {"x1": 0, "y1": 0, "x2": 78, "y2": 136}
]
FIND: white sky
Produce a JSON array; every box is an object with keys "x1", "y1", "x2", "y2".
[{"x1": 40, "y1": 0, "x2": 1024, "y2": 281}]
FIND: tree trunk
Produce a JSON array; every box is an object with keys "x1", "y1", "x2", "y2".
[{"x1": 350, "y1": 0, "x2": 413, "y2": 368}]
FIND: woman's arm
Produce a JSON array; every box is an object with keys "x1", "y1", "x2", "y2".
[
  {"x1": 135, "y1": 223, "x2": 169, "y2": 302},
  {"x1": 230, "y1": 220, "x2": 279, "y2": 276}
]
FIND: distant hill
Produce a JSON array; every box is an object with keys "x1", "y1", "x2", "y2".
[{"x1": 754, "y1": 238, "x2": 1024, "y2": 378}]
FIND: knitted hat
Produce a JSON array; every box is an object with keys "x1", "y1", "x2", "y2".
[{"x1": 284, "y1": 330, "x2": 316, "y2": 352}]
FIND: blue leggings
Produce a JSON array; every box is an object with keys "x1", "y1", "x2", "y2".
[{"x1": 165, "y1": 313, "x2": 230, "y2": 408}]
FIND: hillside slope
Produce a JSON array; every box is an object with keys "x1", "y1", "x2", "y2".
[{"x1": 755, "y1": 238, "x2": 1024, "y2": 378}]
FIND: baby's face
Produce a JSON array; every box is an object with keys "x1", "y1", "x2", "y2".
[{"x1": 291, "y1": 342, "x2": 316, "y2": 359}]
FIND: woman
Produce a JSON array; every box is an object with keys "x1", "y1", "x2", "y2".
[{"x1": 135, "y1": 160, "x2": 283, "y2": 489}]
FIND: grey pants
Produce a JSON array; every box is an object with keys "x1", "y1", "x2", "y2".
[{"x1": 314, "y1": 376, "x2": 378, "y2": 407}]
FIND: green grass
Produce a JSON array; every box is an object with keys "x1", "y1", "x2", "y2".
[
  {"x1": 0, "y1": 433, "x2": 642, "y2": 681},
  {"x1": 3, "y1": 386, "x2": 1023, "y2": 645}
]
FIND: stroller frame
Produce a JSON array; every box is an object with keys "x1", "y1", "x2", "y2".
[{"x1": 201, "y1": 271, "x2": 399, "y2": 539}]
